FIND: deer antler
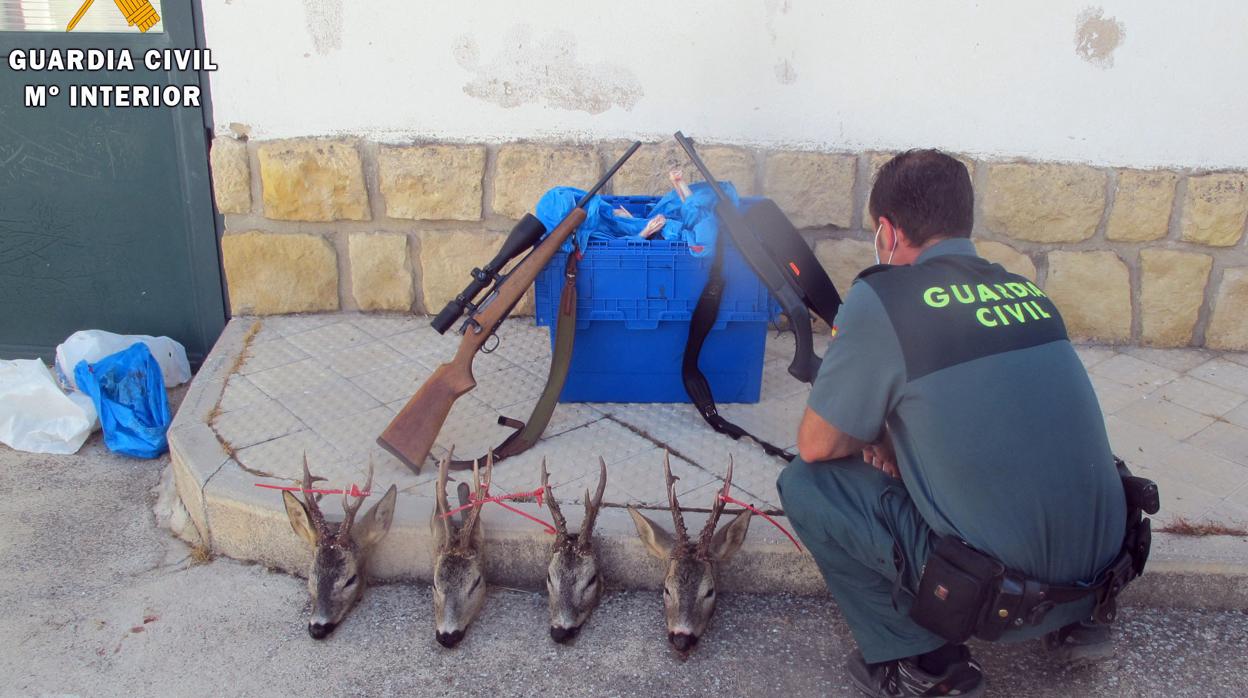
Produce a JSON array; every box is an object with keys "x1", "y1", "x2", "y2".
[
  {"x1": 435, "y1": 449, "x2": 453, "y2": 547},
  {"x1": 337, "y1": 459, "x2": 374, "y2": 544},
  {"x1": 300, "y1": 454, "x2": 329, "y2": 537},
  {"x1": 698, "y1": 455, "x2": 733, "y2": 554},
  {"x1": 541, "y1": 458, "x2": 569, "y2": 538},
  {"x1": 459, "y1": 450, "x2": 492, "y2": 550},
  {"x1": 663, "y1": 451, "x2": 690, "y2": 553},
  {"x1": 578, "y1": 457, "x2": 608, "y2": 550}
]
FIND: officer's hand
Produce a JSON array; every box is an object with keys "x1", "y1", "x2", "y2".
[{"x1": 863, "y1": 440, "x2": 899, "y2": 479}]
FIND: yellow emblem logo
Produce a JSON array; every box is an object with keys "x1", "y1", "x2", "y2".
[{"x1": 66, "y1": 0, "x2": 160, "y2": 33}]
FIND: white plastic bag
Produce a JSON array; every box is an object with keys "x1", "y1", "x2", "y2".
[
  {"x1": 0, "y1": 359, "x2": 97, "y2": 454},
  {"x1": 55, "y1": 330, "x2": 191, "y2": 390}
]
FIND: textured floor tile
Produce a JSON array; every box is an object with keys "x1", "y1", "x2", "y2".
[
  {"x1": 216, "y1": 374, "x2": 268, "y2": 414},
  {"x1": 317, "y1": 403, "x2": 396, "y2": 460},
  {"x1": 383, "y1": 327, "x2": 513, "y2": 376},
  {"x1": 1104, "y1": 415, "x2": 1183, "y2": 468},
  {"x1": 347, "y1": 314, "x2": 425, "y2": 339},
  {"x1": 1124, "y1": 347, "x2": 1218, "y2": 373},
  {"x1": 280, "y1": 377, "x2": 381, "y2": 428},
  {"x1": 350, "y1": 362, "x2": 433, "y2": 405},
  {"x1": 323, "y1": 341, "x2": 407, "y2": 379},
  {"x1": 607, "y1": 448, "x2": 720, "y2": 506},
  {"x1": 1091, "y1": 353, "x2": 1179, "y2": 390},
  {"x1": 238, "y1": 338, "x2": 309, "y2": 375},
  {"x1": 491, "y1": 322, "x2": 553, "y2": 367},
  {"x1": 476, "y1": 420, "x2": 659, "y2": 499},
  {"x1": 1116, "y1": 397, "x2": 1216, "y2": 441},
  {"x1": 211, "y1": 400, "x2": 303, "y2": 450},
  {"x1": 285, "y1": 321, "x2": 374, "y2": 358},
  {"x1": 1188, "y1": 359, "x2": 1248, "y2": 395},
  {"x1": 495, "y1": 398, "x2": 603, "y2": 439},
  {"x1": 1224, "y1": 402, "x2": 1248, "y2": 430},
  {"x1": 315, "y1": 404, "x2": 428, "y2": 490},
  {"x1": 719, "y1": 395, "x2": 804, "y2": 450},
  {"x1": 245, "y1": 318, "x2": 284, "y2": 345},
  {"x1": 471, "y1": 365, "x2": 547, "y2": 410},
  {"x1": 1187, "y1": 422, "x2": 1248, "y2": 467},
  {"x1": 1157, "y1": 376, "x2": 1247, "y2": 418},
  {"x1": 421, "y1": 394, "x2": 509, "y2": 460},
  {"x1": 759, "y1": 359, "x2": 810, "y2": 401},
  {"x1": 1202, "y1": 497, "x2": 1248, "y2": 526},
  {"x1": 1089, "y1": 374, "x2": 1145, "y2": 414},
  {"x1": 232, "y1": 428, "x2": 347, "y2": 482},
  {"x1": 1220, "y1": 352, "x2": 1248, "y2": 369},
  {"x1": 1136, "y1": 471, "x2": 1224, "y2": 525},
  {"x1": 257, "y1": 314, "x2": 341, "y2": 337},
  {"x1": 1142, "y1": 442, "x2": 1248, "y2": 498},
  {"x1": 1074, "y1": 344, "x2": 1120, "y2": 370},
  {"x1": 1221, "y1": 483, "x2": 1248, "y2": 514},
  {"x1": 247, "y1": 358, "x2": 336, "y2": 399}
]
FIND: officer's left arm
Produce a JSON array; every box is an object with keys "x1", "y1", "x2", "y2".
[
  {"x1": 798, "y1": 282, "x2": 906, "y2": 463},
  {"x1": 797, "y1": 408, "x2": 866, "y2": 462}
]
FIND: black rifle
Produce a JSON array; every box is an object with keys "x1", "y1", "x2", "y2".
[{"x1": 674, "y1": 131, "x2": 824, "y2": 382}]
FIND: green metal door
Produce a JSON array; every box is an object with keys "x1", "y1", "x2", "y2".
[{"x1": 0, "y1": 1, "x2": 224, "y2": 364}]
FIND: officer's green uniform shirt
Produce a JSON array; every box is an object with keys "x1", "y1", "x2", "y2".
[{"x1": 806, "y1": 238, "x2": 1125, "y2": 587}]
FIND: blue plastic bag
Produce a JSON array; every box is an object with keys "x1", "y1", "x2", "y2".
[
  {"x1": 534, "y1": 181, "x2": 739, "y2": 258},
  {"x1": 74, "y1": 342, "x2": 171, "y2": 458}
]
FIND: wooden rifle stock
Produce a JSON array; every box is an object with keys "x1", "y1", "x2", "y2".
[{"x1": 377, "y1": 208, "x2": 588, "y2": 472}]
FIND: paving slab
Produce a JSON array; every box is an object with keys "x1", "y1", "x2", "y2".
[{"x1": 168, "y1": 313, "x2": 1248, "y2": 607}]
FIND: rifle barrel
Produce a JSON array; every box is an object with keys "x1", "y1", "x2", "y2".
[{"x1": 576, "y1": 141, "x2": 642, "y2": 208}]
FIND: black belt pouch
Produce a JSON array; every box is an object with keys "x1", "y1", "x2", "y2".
[{"x1": 909, "y1": 536, "x2": 1005, "y2": 644}]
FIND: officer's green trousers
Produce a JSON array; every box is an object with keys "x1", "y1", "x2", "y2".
[{"x1": 777, "y1": 456, "x2": 946, "y2": 664}]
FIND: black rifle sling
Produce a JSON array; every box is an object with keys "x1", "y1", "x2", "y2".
[
  {"x1": 683, "y1": 242, "x2": 796, "y2": 461},
  {"x1": 449, "y1": 252, "x2": 579, "y2": 470}
]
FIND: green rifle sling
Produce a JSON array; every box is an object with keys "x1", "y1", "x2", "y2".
[{"x1": 448, "y1": 252, "x2": 579, "y2": 470}]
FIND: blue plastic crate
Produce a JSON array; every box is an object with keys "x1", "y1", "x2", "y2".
[{"x1": 535, "y1": 230, "x2": 776, "y2": 404}]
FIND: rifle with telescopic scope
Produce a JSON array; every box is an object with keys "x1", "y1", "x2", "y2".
[{"x1": 378, "y1": 141, "x2": 643, "y2": 473}]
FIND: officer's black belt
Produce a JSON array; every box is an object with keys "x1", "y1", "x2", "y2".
[
  {"x1": 449, "y1": 252, "x2": 579, "y2": 470},
  {"x1": 904, "y1": 458, "x2": 1157, "y2": 644}
]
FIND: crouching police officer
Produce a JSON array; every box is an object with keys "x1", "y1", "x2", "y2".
[{"x1": 778, "y1": 150, "x2": 1154, "y2": 697}]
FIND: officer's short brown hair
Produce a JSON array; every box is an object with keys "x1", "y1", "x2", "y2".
[{"x1": 868, "y1": 149, "x2": 974, "y2": 245}]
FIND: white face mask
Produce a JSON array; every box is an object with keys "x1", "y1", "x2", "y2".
[{"x1": 874, "y1": 223, "x2": 898, "y2": 265}]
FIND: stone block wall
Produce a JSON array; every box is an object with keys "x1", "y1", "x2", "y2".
[{"x1": 209, "y1": 137, "x2": 1248, "y2": 350}]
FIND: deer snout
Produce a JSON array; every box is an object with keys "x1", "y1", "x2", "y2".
[
  {"x1": 436, "y1": 629, "x2": 465, "y2": 648},
  {"x1": 550, "y1": 625, "x2": 581, "y2": 644},
  {"x1": 669, "y1": 632, "x2": 698, "y2": 653},
  {"x1": 308, "y1": 621, "x2": 337, "y2": 640}
]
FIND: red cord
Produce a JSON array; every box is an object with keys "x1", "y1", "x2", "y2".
[
  {"x1": 439, "y1": 486, "x2": 556, "y2": 535},
  {"x1": 255, "y1": 483, "x2": 371, "y2": 497},
  {"x1": 719, "y1": 493, "x2": 803, "y2": 552}
]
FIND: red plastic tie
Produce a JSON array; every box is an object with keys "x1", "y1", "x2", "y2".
[
  {"x1": 255, "y1": 483, "x2": 371, "y2": 497},
  {"x1": 439, "y1": 485, "x2": 556, "y2": 535},
  {"x1": 690, "y1": 245, "x2": 705, "y2": 253},
  {"x1": 719, "y1": 493, "x2": 802, "y2": 552}
]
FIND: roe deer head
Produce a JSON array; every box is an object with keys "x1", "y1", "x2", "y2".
[
  {"x1": 628, "y1": 453, "x2": 751, "y2": 654},
  {"x1": 542, "y1": 457, "x2": 608, "y2": 644},
  {"x1": 430, "y1": 450, "x2": 490, "y2": 648},
  {"x1": 282, "y1": 456, "x2": 398, "y2": 639}
]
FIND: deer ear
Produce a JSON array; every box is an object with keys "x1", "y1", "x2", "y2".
[
  {"x1": 283, "y1": 491, "x2": 319, "y2": 547},
  {"x1": 354, "y1": 484, "x2": 398, "y2": 549},
  {"x1": 628, "y1": 507, "x2": 674, "y2": 560},
  {"x1": 708, "y1": 511, "x2": 752, "y2": 562}
]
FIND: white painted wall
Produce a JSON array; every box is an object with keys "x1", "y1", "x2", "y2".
[{"x1": 201, "y1": 1, "x2": 1248, "y2": 169}]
